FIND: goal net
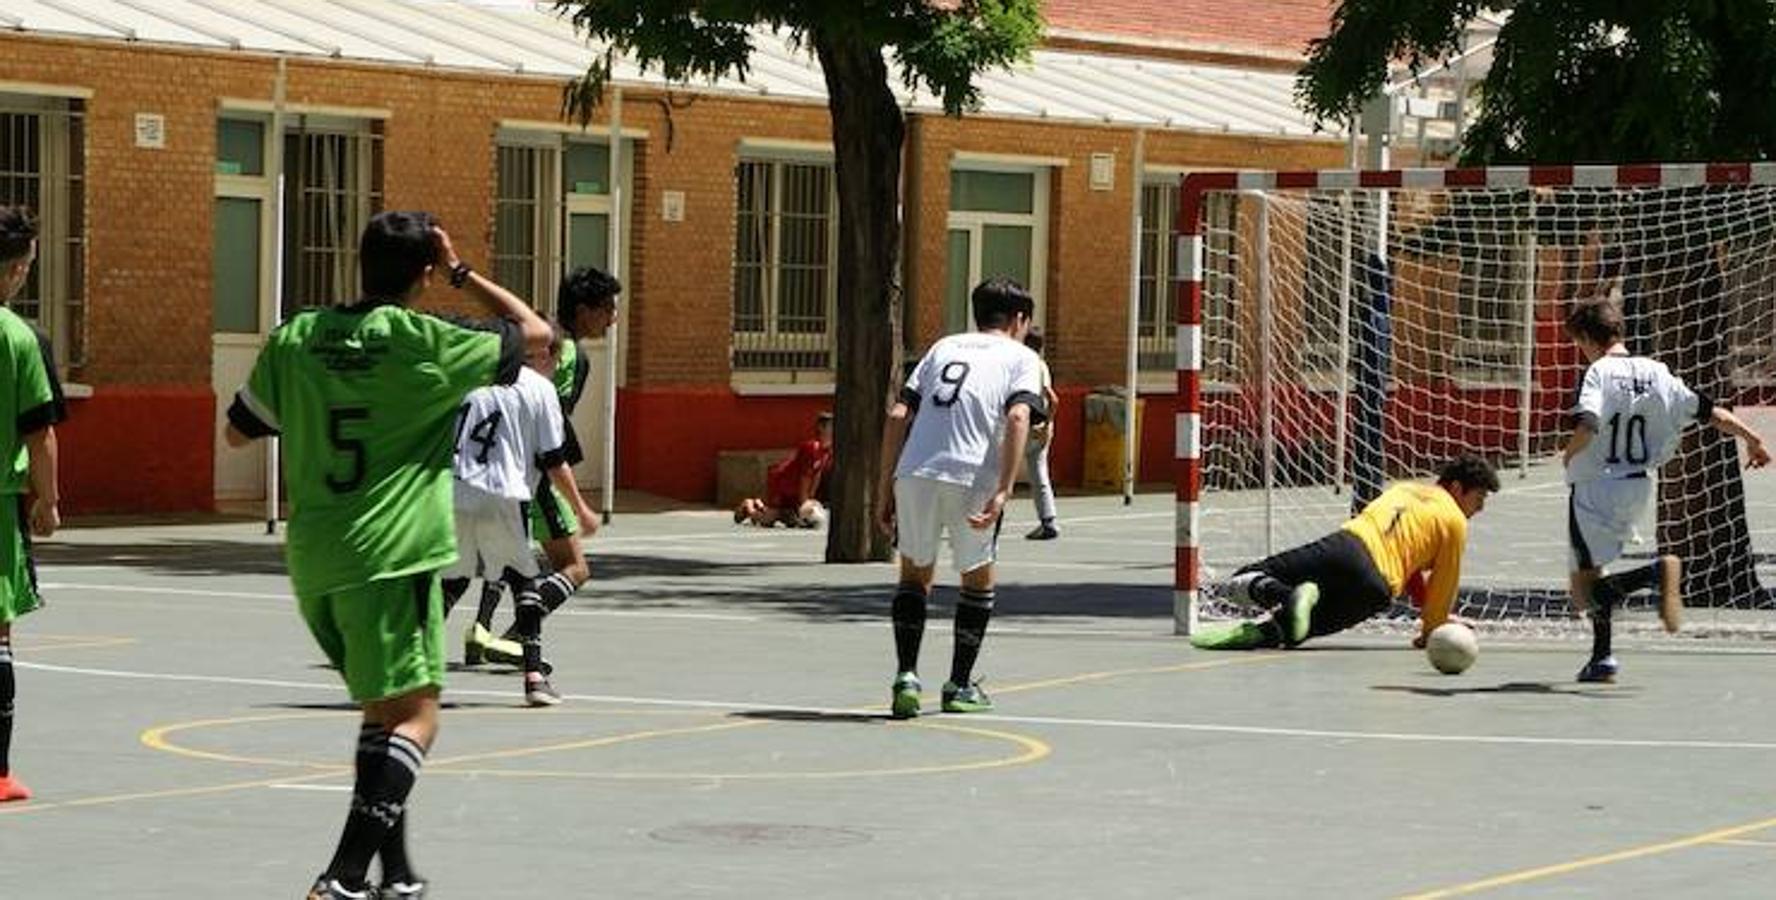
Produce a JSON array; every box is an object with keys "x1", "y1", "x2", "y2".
[{"x1": 1175, "y1": 165, "x2": 1776, "y2": 639}]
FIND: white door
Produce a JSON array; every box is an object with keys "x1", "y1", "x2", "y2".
[
  {"x1": 210, "y1": 174, "x2": 274, "y2": 500},
  {"x1": 565, "y1": 207, "x2": 613, "y2": 492}
]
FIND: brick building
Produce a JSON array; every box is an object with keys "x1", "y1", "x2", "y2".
[{"x1": 0, "y1": 0, "x2": 1344, "y2": 512}]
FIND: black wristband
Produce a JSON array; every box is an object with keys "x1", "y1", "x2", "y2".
[{"x1": 449, "y1": 261, "x2": 473, "y2": 289}]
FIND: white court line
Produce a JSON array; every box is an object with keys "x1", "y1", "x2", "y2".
[
  {"x1": 41, "y1": 582, "x2": 760, "y2": 622},
  {"x1": 21, "y1": 660, "x2": 1776, "y2": 752}
]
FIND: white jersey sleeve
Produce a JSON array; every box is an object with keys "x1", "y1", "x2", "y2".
[
  {"x1": 526, "y1": 370, "x2": 569, "y2": 472},
  {"x1": 1566, "y1": 354, "x2": 1709, "y2": 483}
]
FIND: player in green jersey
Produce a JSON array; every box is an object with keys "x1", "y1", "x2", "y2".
[
  {"x1": 470, "y1": 268, "x2": 617, "y2": 662},
  {"x1": 0, "y1": 206, "x2": 66, "y2": 805},
  {"x1": 225, "y1": 211, "x2": 550, "y2": 900}
]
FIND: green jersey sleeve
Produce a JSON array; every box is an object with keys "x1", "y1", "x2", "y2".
[{"x1": 14, "y1": 322, "x2": 64, "y2": 436}]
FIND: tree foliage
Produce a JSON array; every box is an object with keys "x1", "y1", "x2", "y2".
[
  {"x1": 1298, "y1": 0, "x2": 1776, "y2": 164},
  {"x1": 553, "y1": 1, "x2": 1043, "y2": 121}
]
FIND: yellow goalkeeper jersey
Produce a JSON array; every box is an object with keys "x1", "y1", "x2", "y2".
[{"x1": 1341, "y1": 481, "x2": 1469, "y2": 629}]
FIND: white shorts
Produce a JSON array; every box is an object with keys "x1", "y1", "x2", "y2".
[
  {"x1": 1568, "y1": 475, "x2": 1653, "y2": 572},
  {"x1": 444, "y1": 484, "x2": 540, "y2": 583},
  {"x1": 893, "y1": 476, "x2": 1000, "y2": 574}
]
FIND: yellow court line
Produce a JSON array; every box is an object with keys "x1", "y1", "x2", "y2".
[
  {"x1": 422, "y1": 720, "x2": 1051, "y2": 782},
  {"x1": 16, "y1": 635, "x2": 137, "y2": 653},
  {"x1": 1711, "y1": 838, "x2": 1776, "y2": 849},
  {"x1": 0, "y1": 769, "x2": 348, "y2": 817},
  {"x1": 991, "y1": 652, "x2": 1290, "y2": 696},
  {"x1": 428, "y1": 719, "x2": 762, "y2": 769},
  {"x1": 1400, "y1": 816, "x2": 1776, "y2": 898}
]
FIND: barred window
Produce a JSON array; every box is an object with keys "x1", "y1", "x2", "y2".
[
  {"x1": 282, "y1": 118, "x2": 383, "y2": 314},
  {"x1": 493, "y1": 136, "x2": 615, "y2": 312},
  {"x1": 0, "y1": 94, "x2": 85, "y2": 368},
  {"x1": 733, "y1": 158, "x2": 836, "y2": 373},
  {"x1": 1137, "y1": 181, "x2": 1178, "y2": 374}
]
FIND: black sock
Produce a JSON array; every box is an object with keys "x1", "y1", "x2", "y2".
[
  {"x1": 951, "y1": 588, "x2": 995, "y2": 687},
  {"x1": 379, "y1": 813, "x2": 414, "y2": 886},
  {"x1": 475, "y1": 581, "x2": 504, "y2": 630},
  {"x1": 326, "y1": 725, "x2": 424, "y2": 889},
  {"x1": 514, "y1": 591, "x2": 544, "y2": 676},
  {"x1": 891, "y1": 585, "x2": 928, "y2": 674},
  {"x1": 1590, "y1": 583, "x2": 1620, "y2": 661},
  {"x1": 536, "y1": 572, "x2": 576, "y2": 617},
  {"x1": 1601, "y1": 563, "x2": 1659, "y2": 599},
  {"x1": 0, "y1": 639, "x2": 14, "y2": 777},
  {"x1": 440, "y1": 578, "x2": 469, "y2": 617}
]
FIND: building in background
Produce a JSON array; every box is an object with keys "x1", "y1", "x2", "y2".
[{"x1": 0, "y1": 0, "x2": 1345, "y2": 512}]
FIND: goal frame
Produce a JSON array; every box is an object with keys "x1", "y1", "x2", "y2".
[{"x1": 1172, "y1": 161, "x2": 1776, "y2": 635}]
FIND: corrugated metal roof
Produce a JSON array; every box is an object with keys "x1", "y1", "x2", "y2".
[{"x1": 0, "y1": 0, "x2": 1340, "y2": 139}]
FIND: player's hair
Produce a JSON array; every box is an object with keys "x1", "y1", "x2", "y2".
[
  {"x1": 558, "y1": 266, "x2": 622, "y2": 324},
  {"x1": 972, "y1": 277, "x2": 1034, "y2": 330},
  {"x1": 1024, "y1": 327, "x2": 1045, "y2": 354},
  {"x1": 359, "y1": 210, "x2": 439, "y2": 300},
  {"x1": 1563, "y1": 298, "x2": 1625, "y2": 346},
  {"x1": 0, "y1": 206, "x2": 37, "y2": 266},
  {"x1": 1436, "y1": 453, "x2": 1500, "y2": 494}
]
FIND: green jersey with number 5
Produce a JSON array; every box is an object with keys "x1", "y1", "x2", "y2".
[{"x1": 229, "y1": 303, "x2": 521, "y2": 598}]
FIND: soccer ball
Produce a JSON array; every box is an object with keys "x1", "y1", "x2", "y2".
[
  {"x1": 802, "y1": 503, "x2": 829, "y2": 529},
  {"x1": 1425, "y1": 622, "x2": 1478, "y2": 675}
]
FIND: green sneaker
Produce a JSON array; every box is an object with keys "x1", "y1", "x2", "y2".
[
  {"x1": 890, "y1": 672, "x2": 922, "y2": 719},
  {"x1": 1189, "y1": 620, "x2": 1270, "y2": 650},
  {"x1": 1282, "y1": 582, "x2": 1319, "y2": 646},
  {"x1": 941, "y1": 681, "x2": 993, "y2": 713}
]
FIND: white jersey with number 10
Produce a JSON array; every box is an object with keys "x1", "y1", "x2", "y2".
[
  {"x1": 1567, "y1": 353, "x2": 1706, "y2": 485},
  {"x1": 896, "y1": 331, "x2": 1046, "y2": 491}
]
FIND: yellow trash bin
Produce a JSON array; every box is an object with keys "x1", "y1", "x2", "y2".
[{"x1": 1082, "y1": 389, "x2": 1143, "y2": 492}]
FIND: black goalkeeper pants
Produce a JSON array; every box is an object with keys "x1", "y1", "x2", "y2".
[{"x1": 1236, "y1": 531, "x2": 1394, "y2": 639}]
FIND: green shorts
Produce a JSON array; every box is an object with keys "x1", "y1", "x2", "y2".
[
  {"x1": 0, "y1": 495, "x2": 42, "y2": 624},
  {"x1": 529, "y1": 480, "x2": 579, "y2": 543},
  {"x1": 299, "y1": 572, "x2": 446, "y2": 703}
]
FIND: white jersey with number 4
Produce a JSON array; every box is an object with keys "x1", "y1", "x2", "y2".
[
  {"x1": 896, "y1": 331, "x2": 1047, "y2": 490},
  {"x1": 453, "y1": 366, "x2": 568, "y2": 501},
  {"x1": 1567, "y1": 353, "x2": 1707, "y2": 485}
]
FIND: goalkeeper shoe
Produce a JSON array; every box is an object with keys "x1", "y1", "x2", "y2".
[
  {"x1": 1280, "y1": 582, "x2": 1319, "y2": 647},
  {"x1": 941, "y1": 681, "x2": 993, "y2": 714},
  {"x1": 890, "y1": 672, "x2": 921, "y2": 720},
  {"x1": 1189, "y1": 620, "x2": 1270, "y2": 651},
  {"x1": 1576, "y1": 655, "x2": 1619, "y2": 684}
]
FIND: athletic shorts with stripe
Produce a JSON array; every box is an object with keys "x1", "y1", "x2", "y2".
[
  {"x1": 1568, "y1": 474, "x2": 1652, "y2": 572},
  {"x1": 528, "y1": 478, "x2": 579, "y2": 543},
  {"x1": 445, "y1": 484, "x2": 541, "y2": 583},
  {"x1": 300, "y1": 572, "x2": 446, "y2": 703},
  {"x1": 0, "y1": 495, "x2": 41, "y2": 623}
]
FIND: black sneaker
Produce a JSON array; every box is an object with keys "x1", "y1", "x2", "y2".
[
  {"x1": 1576, "y1": 655, "x2": 1619, "y2": 684},
  {"x1": 1024, "y1": 523, "x2": 1058, "y2": 540},
  {"x1": 307, "y1": 877, "x2": 375, "y2": 900}
]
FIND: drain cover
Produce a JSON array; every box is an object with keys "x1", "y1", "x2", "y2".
[{"x1": 649, "y1": 823, "x2": 871, "y2": 849}]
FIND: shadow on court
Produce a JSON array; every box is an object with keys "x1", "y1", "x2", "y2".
[
  {"x1": 1371, "y1": 681, "x2": 1635, "y2": 699},
  {"x1": 34, "y1": 539, "x2": 289, "y2": 577}
]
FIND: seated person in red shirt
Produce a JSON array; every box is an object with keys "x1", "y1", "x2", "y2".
[{"x1": 735, "y1": 412, "x2": 834, "y2": 528}]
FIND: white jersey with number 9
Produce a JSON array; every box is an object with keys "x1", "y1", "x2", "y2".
[{"x1": 895, "y1": 331, "x2": 1046, "y2": 491}]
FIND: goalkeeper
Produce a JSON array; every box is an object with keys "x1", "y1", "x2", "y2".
[{"x1": 1192, "y1": 454, "x2": 1498, "y2": 650}]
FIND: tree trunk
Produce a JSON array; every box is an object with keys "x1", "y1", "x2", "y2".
[
  {"x1": 813, "y1": 29, "x2": 904, "y2": 563},
  {"x1": 1638, "y1": 224, "x2": 1766, "y2": 608}
]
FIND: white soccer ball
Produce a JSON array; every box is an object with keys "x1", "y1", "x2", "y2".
[
  {"x1": 803, "y1": 504, "x2": 829, "y2": 529},
  {"x1": 1426, "y1": 622, "x2": 1478, "y2": 675}
]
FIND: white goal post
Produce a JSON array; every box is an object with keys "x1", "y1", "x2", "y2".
[{"x1": 1174, "y1": 163, "x2": 1776, "y2": 638}]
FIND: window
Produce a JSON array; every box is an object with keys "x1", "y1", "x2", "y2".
[
  {"x1": 946, "y1": 167, "x2": 1047, "y2": 335},
  {"x1": 1451, "y1": 191, "x2": 1529, "y2": 382},
  {"x1": 1137, "y1": 180, "x2": 1178, "y2": 373},
  {"x1": 1297, "y1": 193, "x2": 1350, "y2": 380},
  {"x1": 492, "y1": 135, "x2": 617, "y2": 313},
  {"x1": 282, "y1": 117, "x2": 383, "y2": 314},
  {"x1": 214, "y1": 116, "x2": 271, "y2": 335},
  {"x1": 0, "y1": 94, "x2": 85, "y2": 368},
  {"x1": 732, "y1": 157, "x2": 836, "y2": 373}
]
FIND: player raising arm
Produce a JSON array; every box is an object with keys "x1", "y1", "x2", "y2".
[
  {"x1": 1191, "y1": 454, "x2": 1498, "y2": 651},
  {"x1": 1560, "y1": 299, "x2": 1769, "y2": 683},
  {"x1": 225, "y1": 212, "x2": 549, "y2": 900}
]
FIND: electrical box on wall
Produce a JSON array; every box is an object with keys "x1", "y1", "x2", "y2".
[
  {"x1": 1089, "y1": 152, "x2": 1115, "y2": 191},
  {"x1": 662, "y1": 190, "x2": 686, "y2": 222}
]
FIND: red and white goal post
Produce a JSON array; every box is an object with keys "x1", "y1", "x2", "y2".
[{"x1": 1174, "y1": 163, "x2": 1776, "y2": 639}]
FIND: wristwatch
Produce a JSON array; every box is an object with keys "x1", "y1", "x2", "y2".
[{"x1": 448, "y1": 261, "x2": 473, "y2": 289}]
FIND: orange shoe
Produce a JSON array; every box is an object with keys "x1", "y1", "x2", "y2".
[{"x1": 0, "y1": 774, "x2": 32, "y2": 802}]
